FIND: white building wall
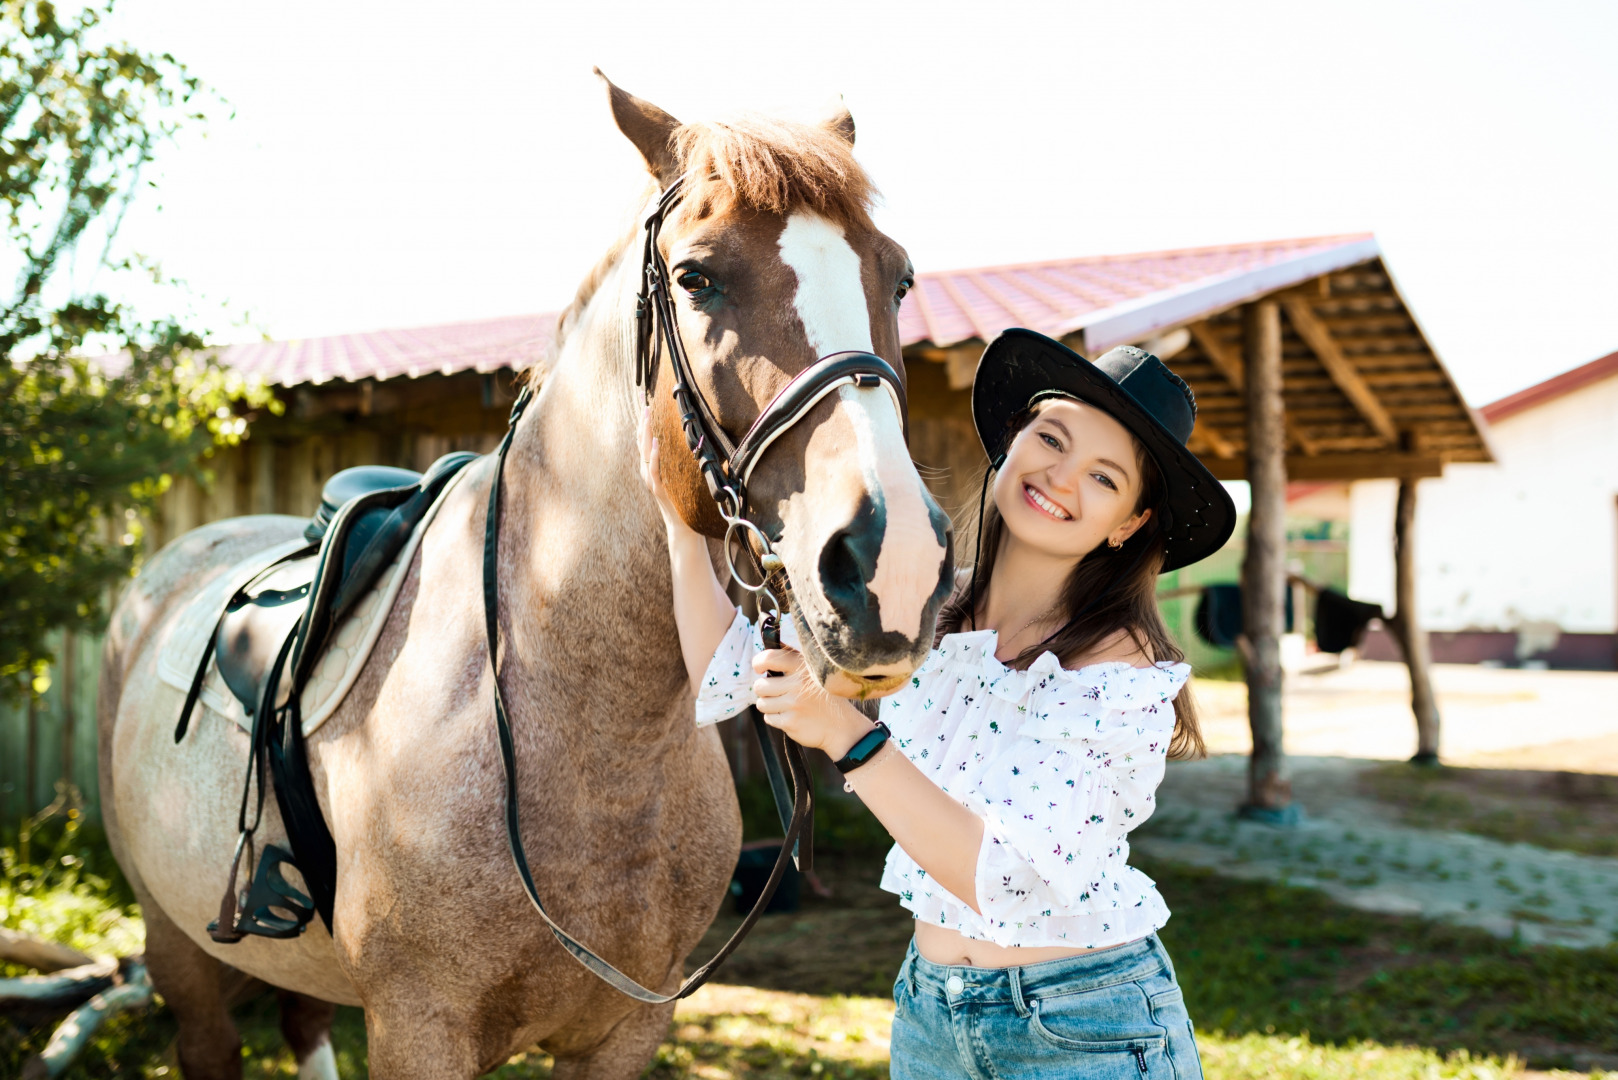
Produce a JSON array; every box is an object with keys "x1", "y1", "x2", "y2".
[{"x1": 1348, "y1": 373, "x2": 1618, "y2": 634}]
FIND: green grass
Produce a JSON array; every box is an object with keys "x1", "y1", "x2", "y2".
[
  {"x1": 1360, "y1": 763, "x2": 1618, "y2": 858},
  {"x1": 0, "y1": 806, "x2": 144, "y2": 974},
  {"x1": 1146, "y1": 856, "x2": 1618, "y2": 1070}
]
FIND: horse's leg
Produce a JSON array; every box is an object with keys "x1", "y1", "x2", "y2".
[
  {"x1": 363, "y1": 1001, "x2": 481, "y2": 1080},
  {"x1": 549, "y1": 999, "x2": 677, "y2": 1080},
  {"x1": 141, "y1": 900, "x2": 243, "y2": 1080},
  {"x1": 277, "y1": 989, "x2": 339, "y2": 1080}
]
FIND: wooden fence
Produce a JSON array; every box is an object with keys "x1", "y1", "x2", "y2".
[{"x1": 1, "y1": 630, "x2": 103, "y2": 824}]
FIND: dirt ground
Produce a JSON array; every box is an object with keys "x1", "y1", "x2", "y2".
[
  {"x1": 695, "y1": 851, "x2": 915, "y2": 999},
  {"x1": 1193, "y1": 660, "x2": 1618, "y2": 770}
]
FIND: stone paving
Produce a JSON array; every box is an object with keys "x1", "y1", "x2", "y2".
[{"x1": 1137, "y1": 754, "x2": 1618, "y2": 948}]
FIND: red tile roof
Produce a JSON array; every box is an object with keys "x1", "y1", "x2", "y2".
[
  {"x1": 211, "y1": 235, "x2": 1381, "y2": 387},
  {"x1": 1479, "y1": 348, "x2": 1618, "y2": 423},
  {"x1": 901, "y1": 234, "x2": 1379, "y2": 354},
  {"x1": 214, "y1": 313, "x2": 557, "y2": 387}
]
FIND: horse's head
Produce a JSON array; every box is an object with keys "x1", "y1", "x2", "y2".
[{"x1": 603, "y1": 73, "x2": 953, "y2": 698}]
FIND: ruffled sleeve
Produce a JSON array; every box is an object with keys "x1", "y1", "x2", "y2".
[
  {"x1": 693, "y1": 610, "x2": 803, "y2": 728},
  {"x1": 972, "y1": 659, "x2": 1188, "y2": 920}
]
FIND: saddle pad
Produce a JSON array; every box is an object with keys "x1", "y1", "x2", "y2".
[{"x1": 156, "y1": 465, "x2": 470, "y2": 736}]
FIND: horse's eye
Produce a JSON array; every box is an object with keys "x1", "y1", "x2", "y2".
[
  {"x1": 677, "y1": 270, "x2": 712, "y2": 292},
  {"x1": 895, "y1": 276, "x2": 914, "y2": 303}
]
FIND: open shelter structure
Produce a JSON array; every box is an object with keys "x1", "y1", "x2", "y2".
[{"x1": 2, "y1": 235, "x2": 1493, "y2": 823}]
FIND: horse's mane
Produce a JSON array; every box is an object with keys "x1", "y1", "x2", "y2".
[{"x1": 528, "y1": 112, "x2": 878, "y2": 383}]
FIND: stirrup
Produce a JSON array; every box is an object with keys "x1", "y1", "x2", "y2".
[{"x1": 209, "y1": 844, "x2": 317, "y2": 942}]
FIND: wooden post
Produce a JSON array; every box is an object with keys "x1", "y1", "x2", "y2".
[
  {"x1": 1391, "y1": 477, "x2": 1441, "y2": 763},
  {"x1": 1241, "y1": 300, "x2": 1293, "y2": 815}
]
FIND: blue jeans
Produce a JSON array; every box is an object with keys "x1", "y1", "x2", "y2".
[{"x1": 889, "y1": 935, "x2": 1204, "y2": 1079}]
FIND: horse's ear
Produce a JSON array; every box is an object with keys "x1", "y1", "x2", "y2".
[
  {"x1": 595, "y1": 68, "x2": 681, "y2": 184},
  {"x1": 823, "y1": 99, "x2": 856, "y2": 147}
]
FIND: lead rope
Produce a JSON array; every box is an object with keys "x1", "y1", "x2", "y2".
[{"x1": 482, "y1": 384, "x2": 813, "y2": 1004}]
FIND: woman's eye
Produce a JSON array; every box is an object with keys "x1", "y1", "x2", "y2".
[
  {"x1": 1040, "y1": 433, "x2": 1062, "y2": 451},
  {"x1": 677, "y1": 270, "x2": 712, "y2": 292},
  {"x1": 1093, "y1": 473, "x2": 1118, "y2": 491},
  {"x1": 895, "y1": 276, "x2": 914, "y2": 303}
]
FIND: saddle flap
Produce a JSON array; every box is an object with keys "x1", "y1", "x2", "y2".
[{"x1": 216, "y1": 558, "x2": 319, "y2": 715}]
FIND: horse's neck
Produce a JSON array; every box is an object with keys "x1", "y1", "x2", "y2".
[{"x1": 495, "y1": 254, "x2": 688, "y2": 724}]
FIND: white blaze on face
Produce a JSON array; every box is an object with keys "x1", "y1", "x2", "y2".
[
  {"x1": 777, "y1": 211, "x2": 874, "y2": 355},
  {"x1": 838, "y1": 383, "x2": 948, "y2": 634},
  {"x1": 778, "y1": 211, "x2": 947, "y2": 639}
]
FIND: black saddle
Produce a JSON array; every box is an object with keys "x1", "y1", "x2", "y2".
[
  {"x1": 206, "y1": 456, "x2": 473, "y2": 720},
  {"x1": 175, "y1": 451, "x2": 478, "y2": 942}
]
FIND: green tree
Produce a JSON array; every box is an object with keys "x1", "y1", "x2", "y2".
[{"x1": 1, "y1": 0, "x2": 275, "y2": 696}]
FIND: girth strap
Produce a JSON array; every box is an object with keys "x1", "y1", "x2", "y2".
[{"x1": 482, "y1": 386, "x2": 814, "y2": 1004}]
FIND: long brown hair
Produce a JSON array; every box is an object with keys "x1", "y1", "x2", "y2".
[{"x1": 936, "y1": 404, "x2": 1205, "y2": 759}]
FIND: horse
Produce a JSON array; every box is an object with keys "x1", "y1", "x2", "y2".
[{"x1": 97, "y1": 73, "x2": 953, "y2": 1080}]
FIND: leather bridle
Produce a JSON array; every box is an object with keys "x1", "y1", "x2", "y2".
[
  {"x1": 481, "y1": 175, "x2": 910, "y2": 1003},
  {"x1": 636, "y1": 177, "x2": 906, "y2": 608}
]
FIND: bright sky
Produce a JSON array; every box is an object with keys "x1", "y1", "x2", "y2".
[{"x1": 101, "y1": 0, "x2": 1617, "y2": 405}]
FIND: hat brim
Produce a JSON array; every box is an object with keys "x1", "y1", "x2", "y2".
[{"x1": 971, "y1": 328, "x2": 1237, "y2": 573}]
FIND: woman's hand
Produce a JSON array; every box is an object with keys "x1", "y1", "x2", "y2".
[
  {"x1": 638, "y1": 405, "x2": 687, "y2": 533},
  {"x1": 752, "y1": 648, "x2": 873, "y2": 758}
]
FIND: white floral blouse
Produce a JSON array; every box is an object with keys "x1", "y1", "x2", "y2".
[{"x1": 696, "y1": 611, "x2": 1189, "y2": 950}]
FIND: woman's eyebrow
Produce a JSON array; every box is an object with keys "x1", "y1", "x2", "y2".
[
  {"x1": 1043, "y1": 417, "x2": 1073, "y2": 440},
  {"x1": 1095, "y1": 457, "x2": 1133, "y2": 481}
]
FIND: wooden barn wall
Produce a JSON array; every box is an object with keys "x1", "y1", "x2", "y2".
[{"x1": 904, "y1": 356, "x2": 991, "y2": 553}]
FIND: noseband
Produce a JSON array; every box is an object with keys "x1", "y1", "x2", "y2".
[{"x1": 481, "y1": 176, "x2": 911, "y2": 1004}]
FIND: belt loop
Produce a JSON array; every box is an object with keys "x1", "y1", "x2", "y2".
[
  {"x1": 1009, "y1": 964, "x2": 1031, "y2": 1018},
  {"x1": 900, "y1": 941, "x2": 917, "y2": 996}
]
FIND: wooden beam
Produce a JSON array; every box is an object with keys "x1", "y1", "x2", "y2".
[
  {"x1": 1189, "y1": 321, "x2": 1321, "y2": 456},
  {"x1": 1190, "y1": 419, "x2": 1236, "y2": 459},
  {"x1": 1241, "y1": 300, "x2": 1291, "y2": 816},
  {"x1": 1202, "y1": 452, "x2": 1443, "y2": 482},
  {"x1": 1281, "y1": 298, "x2": 1398, "y2": 442},
  {"x1": 1188, "y1": 322, "x2": 1244, "y2": 389}
]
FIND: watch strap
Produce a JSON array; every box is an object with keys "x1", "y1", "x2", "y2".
[{"x1": 833, "y1": 721, "x2": 892, "y2": 775}]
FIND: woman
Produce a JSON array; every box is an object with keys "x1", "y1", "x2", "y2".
[{"x1": 640, "y1": 328, "x2": 1235, "y2": 1078}]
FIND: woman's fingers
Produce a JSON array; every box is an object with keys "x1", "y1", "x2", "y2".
[{"x1": 752, "y1": 648, "x2": 803, "y2": 676}]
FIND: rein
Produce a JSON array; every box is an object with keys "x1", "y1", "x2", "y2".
[{"x1": 481, "y1": 176, "x2": 910, "y2": 1003}]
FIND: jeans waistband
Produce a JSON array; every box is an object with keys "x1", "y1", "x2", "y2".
[{"x1": 901, "y1": 935, "x2": 1169, "y2": 1007}]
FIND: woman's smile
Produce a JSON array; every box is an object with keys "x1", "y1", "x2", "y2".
[{"x1": 1022, "y1": 482, "x2": 1073, "y2": 521}]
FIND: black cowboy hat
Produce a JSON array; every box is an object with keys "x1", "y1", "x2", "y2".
[{"x1": 972, "y1": 327, "x2": 1237, "y2": 573}]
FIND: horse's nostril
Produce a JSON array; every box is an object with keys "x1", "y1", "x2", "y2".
[
  {"x1": 861, "y1": 674, "x2": 887, "y2": 683},
  {"x1": 817, "y1": 528, "x2": 870, "y2": 609}
]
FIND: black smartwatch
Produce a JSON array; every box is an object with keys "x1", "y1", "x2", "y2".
[{"x1": 833, "y1": 721, "x2": 892, "y2": 775}]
